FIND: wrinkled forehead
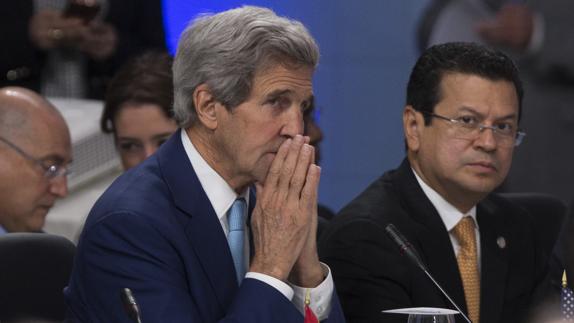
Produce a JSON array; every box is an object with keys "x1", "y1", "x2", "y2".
[{"x1": 250, "y1": 63, "x2": 314, "y2": 102}]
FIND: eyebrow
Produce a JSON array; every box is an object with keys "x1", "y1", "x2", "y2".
[
  {"x1": 458, "y1": 106, "x2": 517, "y2": 121},
  {"x1": 151, "y1": 133, "x2": 174, "y2": 141},
  {"x1": 117, "y1": 133, "x2": 173, "y2": 142},
  {"x1": 265, "y1": 89, "x2": 292, "y2": 99},
  {"x1": 40, "y1": 154, "x2": 73, "y2": 165},
  {"x1": 263, "y1": 89, "x2": 314, "y2": 104},
  {"x1": 116, "y1": 137, "x2": 142, "y2": 142}
]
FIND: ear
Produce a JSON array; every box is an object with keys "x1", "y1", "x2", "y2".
[
  {"x1": 192, "y1": 84, "x2": 219, "y2": 130},
  {"x1": 403, "y1": 105, "x2": 423, "y2": 152}
]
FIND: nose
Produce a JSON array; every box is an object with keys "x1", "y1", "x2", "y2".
[
  {"x1": 49, "y1": 175, "x2": 69, "y2": 198},
  {"x1": 280, "y1": 106, "x2": 304, "y2": 138},
  {"x1": 473, "y1": 126, "x2": 498, "y2": 151}
]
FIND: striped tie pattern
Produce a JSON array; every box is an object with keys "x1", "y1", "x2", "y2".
[{"x1": 452, "y1": 216, "x2": 480, "y2": 323}]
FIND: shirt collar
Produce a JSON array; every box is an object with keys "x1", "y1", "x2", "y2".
[
  {"x1": 181, "y1": 130, "x2": 249, "y2": 222},
  {"x1": 411, "y1": 168, "x2": 478, "y2": 231}
]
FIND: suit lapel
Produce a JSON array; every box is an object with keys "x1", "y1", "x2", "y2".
[
  {"x1": 394, "y1": 160, "x2": 468, "y2": 315},
  {"x1": 477, "y1": 198, "x2": 509, "y2": 323},
  {"x1": 157, "y1": 130, "x2": 238, "y2": 312}
]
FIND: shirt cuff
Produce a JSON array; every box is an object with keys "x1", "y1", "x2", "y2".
[
  {"x1": 245, "y1": 272, "x2": 294, "y2": 301},
  {"x1": 290, "y1": 263, "x2": 334, "y2": 321}
]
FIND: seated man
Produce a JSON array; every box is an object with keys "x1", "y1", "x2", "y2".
[
  {"x1": 65, "y1": 6, "x2": 344, "y2": 323},
  {"x1": 320, "y1": 42, "x2": 546, "y2": 323},
  {"x1": 0, "y1": 87, "x2": 72, "y2": 233}
]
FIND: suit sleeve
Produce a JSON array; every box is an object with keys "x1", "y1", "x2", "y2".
[{"x1": 65, "y1": 211, "x2": 306, "y2": 323}]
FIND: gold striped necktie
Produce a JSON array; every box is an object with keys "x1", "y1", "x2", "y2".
[{"x1": 452, "y1": 216, "x2": 480, "y2": 323}]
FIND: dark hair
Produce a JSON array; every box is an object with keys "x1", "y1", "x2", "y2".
[
  {"x1": 101, "y1": 51, "x2": 174, "y2": 133},
  {"x1": 406, "y1": 42, "x2": 523, "y2": 124}
]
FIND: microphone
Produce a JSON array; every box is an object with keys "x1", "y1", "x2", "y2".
[
  {"x1": 121, "y1": 288, "x2": 143, "y2": 323},
  {"x1": 385, "y1": 224, "x2": 427, "y2": 271},
  {"x1": 384, "y1": 224, "x2": 472, "y2": 323}
]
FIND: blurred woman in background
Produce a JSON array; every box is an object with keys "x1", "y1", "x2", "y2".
[{"x1": 101, "y1": 51, "x2": 177, "y2": 170}]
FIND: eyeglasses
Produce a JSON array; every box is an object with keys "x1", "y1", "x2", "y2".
[
  {"x1": 421, "y1": 111, "x2": 526, "y2": 147},
  {"x1": 0, "y1": 136, "x2": 70, "y2": 179}
]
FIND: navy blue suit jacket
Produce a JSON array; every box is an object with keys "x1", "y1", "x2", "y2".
[{"x1": 65, "y1": 130, "x2": 344, "y2": 322}]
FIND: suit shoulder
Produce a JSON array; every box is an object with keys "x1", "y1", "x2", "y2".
[
  {"x1": 85, "y1": 156, "x2": 174, "y2": 229},
  {"x1": 482, "y1": 193, "x2": 534, "y2": 224},
  {"x1": 337, "y1": 171, "x2": 402, "y2": 223}
]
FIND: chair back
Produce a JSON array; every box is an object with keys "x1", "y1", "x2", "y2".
[
  {"x1": 0, "y1": 233, "x2": 75, "y2": 322},
  {"x1": 501, "y1": 192, "x2": 567, "y2": 255}
]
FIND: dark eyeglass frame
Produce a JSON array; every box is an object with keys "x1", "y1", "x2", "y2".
[
  {"x1": 420, "y1": 111, "x2": 526, "y2": 147},
  {"x1": 0, "y1": 136, "x2": 69, "y2": 179}
]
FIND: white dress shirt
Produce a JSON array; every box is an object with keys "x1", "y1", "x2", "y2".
[
  {"x1": 412, "y1": 169, "x2": 482, "y2": 272},
  {"x1": 181, "y1": 130, "x2": 333, "y2": 319}
]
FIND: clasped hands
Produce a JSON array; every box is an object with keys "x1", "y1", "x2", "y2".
[{"x1": 250, "y1": 134, "x2": 325, "y2": 288}]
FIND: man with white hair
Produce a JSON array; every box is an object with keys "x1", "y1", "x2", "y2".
[{"x1": 65, "y1": 6, "x2": 344, "y2": 323}]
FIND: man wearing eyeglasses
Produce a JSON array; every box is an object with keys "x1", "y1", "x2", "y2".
[
  {"x1": 320, "y1": 42, "x2": 546, "y2": 323},
  {"x1": 0, "y1": 86, "x2": 71, "y2": 234}
]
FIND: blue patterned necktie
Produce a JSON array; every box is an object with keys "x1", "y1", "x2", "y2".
[{"x1": 227, "y1": 198, "x2": 247, "y2": 284}]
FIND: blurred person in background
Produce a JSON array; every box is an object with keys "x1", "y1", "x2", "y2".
[
  {"x1": 0, "y1": 0, "x2": 166, "y2": 99},
  {"x1": 101, "y1": 51, "x2": 177, "y2": 170},
  {"x1": 0, "y1": 87, "x2": 72, "y2": 234}
]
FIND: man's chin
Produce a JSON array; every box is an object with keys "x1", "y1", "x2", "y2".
[
  {"x1": 460, "y1": 178, "x2": 500, "y2": 196},
  {"x1": 27, "y1": 209, "x2": 49, "y2": 232}
]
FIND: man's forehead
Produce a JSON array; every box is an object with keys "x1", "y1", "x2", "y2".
[
  {"x1": 21, "y1": 113, "x2": 71, "y2": 156},
  {"x1": 439, "y1": 73, "x2": 517, "y2": 101},
  {"x1": 254, "y1": 64, "x2": 313, "y2": 93},
  {"x1": 439, "y1": 72, "x2": 516, "y2": 93}
]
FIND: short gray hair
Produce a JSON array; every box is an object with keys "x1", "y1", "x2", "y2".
[{"x1": 172, "y1": 6, "x2": 320, "y2": 128}]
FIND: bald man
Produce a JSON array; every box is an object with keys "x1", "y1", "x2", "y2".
[{"x1": 0, "y1": 87, "x2": 72, "y2": 233}]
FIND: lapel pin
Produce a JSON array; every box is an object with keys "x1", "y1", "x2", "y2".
[{"x1": 497, "y1": 236, "x2": 506, "y2": 249}]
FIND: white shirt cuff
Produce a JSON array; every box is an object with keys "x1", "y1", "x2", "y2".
[
  {"x1": 245, "y1": 271, "x2": 294, "y2": 300},
  {"x1": 290, "y1": 263, "x2": 334, "y2": 321}
]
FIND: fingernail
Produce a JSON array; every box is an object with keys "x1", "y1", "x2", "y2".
[{"x1": 312, "y1": 164, "x2": 321, "y2": 175}]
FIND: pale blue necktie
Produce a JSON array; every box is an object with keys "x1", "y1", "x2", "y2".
[{"x1": 227, "y1": 198, "x2": 247, "y2": 284}]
